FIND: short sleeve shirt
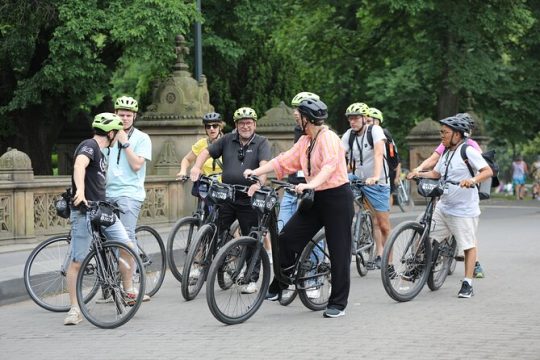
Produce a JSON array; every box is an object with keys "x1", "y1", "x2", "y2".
[
  {"x1": 342, "y1": 126, "x2": 388, "y2": 184},
  {"x1": 105, "y1": 128, "x2": 152, "y2": 202},
  {"x1": 72, "y1": 139, "x2": 107, "y2": 202},
  {"x1": 192, "y1": 138, "x2": 223, "y2": 176},
  {"x1": 207, "y1": 133, "x2": 271, "y2": 186},
  {"x1": 435, "y1": 143, "x2": 488, "y2": 217}
]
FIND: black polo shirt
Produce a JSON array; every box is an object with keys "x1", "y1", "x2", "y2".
[{"x1": 207, "y1": 132, "x2": 271, "y2": 186}]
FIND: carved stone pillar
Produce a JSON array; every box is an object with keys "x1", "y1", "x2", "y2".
[{"x1": 255, "y1": 102, "x2": 296, "y2": 159}]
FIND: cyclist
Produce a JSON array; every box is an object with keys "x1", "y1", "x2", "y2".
[
  {"x1": 342, "y1": 102, "x2": 391, "y2": 270},
  {"x1": 65, "y1": 113, "x2": 136, "y2": 325},
  {"x1": 176, "y1": 111, "x2": 224, "y2": 187},
  {"x1": 414, "y1": 115, "x2": 492, "y2": 298},
  {"x1": 244, "y1": 98, "x2": 354, "y2": 318},
  {"x1": 104, "y1": 96, "x2": 152, "y2": 302},
  {"x1": 190, "y1": 107, "x2": 271, "y2": 294}
]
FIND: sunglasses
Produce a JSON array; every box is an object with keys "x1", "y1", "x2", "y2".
[{"x1": 205, "y1": 124, "x2": 220, "y2": 129}]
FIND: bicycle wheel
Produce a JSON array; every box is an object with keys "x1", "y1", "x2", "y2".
[
  {"x1": 166, "y1": 216, "x2": 200, "y2": 283},
  {"x1": 135, "y1": 225, "x2": 166, "y2": 297},
  {"x1": 296, "y1": 233, "x2": 331, "y2": 311},
  {"x1": 181, "y1": 224, "x2": 214, "y2": 301},
  {"x1": 380, "y1": 221, "x2": 431, "y2": 302},
  {"x1": 24, "y1": 235, "x2": 72, "y2": 312},
  {"x1": 427, "y1": 237, "x2": 458, "y2": 290},
  {"x1": 206, "y1": 236, "x2": 270, "y2": 325},
  {"x1": 217, "y1": 221, "x2": 242, "y2": 290},
  {"x1": 355, "y1": 211, "x2": 375, "y2": 277},
  {"x1": 447, "y1": 236, "x2": 458, "y2": 275},
  {"x1": 77, "y1": 241, "x2": 145, "y2": 329}
]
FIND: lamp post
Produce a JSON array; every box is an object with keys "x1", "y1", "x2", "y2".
[{"x1": 194, "y1": 0, "x2": 202, "y2": 82}]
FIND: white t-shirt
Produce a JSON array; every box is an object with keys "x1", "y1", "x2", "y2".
[
  {"x1": 342, "y1": 125, "x2": 388, "y2": 184},
  {"x1": 435, "y1": 143, "x2": 488, "y2": 217}
]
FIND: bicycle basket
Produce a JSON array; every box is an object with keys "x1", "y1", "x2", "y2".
[
  {"x1": 251, "y1": 188, "x2": 278, "y2": 214},
  {"x1": 54, "y1": 188, "x2": 72, "y2": 219},
  {"x1": 88, "y1": 203, "x2": 116, "y2": 227},
  {"x1": 208, "y1": 182, "x2": 235, "y2": 204},
  {"x1": 417, "y1": 179, "x2": 444, "y2": 198}
]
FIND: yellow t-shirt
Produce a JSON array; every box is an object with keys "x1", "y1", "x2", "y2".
[{"x1": 192, "y1": 138, "x2": 223, "y2": 176}]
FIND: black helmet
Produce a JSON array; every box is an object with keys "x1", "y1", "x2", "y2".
[
  {"x1": 202, "y1": 112, "x2": 222, "y2": 124},
  {"x1": 297, "y1": 99, "x2": 328, "y2": 125},
  {"x1": 439, "y1": 115, "x2": 470, "y2": 135},
  {"x1": 456, "y1": 112, "x2": 474, "y2": 130}
]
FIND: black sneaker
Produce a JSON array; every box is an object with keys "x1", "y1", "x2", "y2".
[
  {"x1": 374, "y1": 256, "x2": 382, "y2": 269},
  {"x1": 265, "y1": 291, "x2": 280, "y2": 301},
  {"x1": 323, "y1": 307, "x2": 345, "y2": 318},
  {"x1": 387, "y1": 265, "x2": 397, "y2": 280},
  {"x1": 458, "y1": 281, "x2": 474, "y2": 298}
]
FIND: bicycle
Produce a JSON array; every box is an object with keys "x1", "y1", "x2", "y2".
[
  {"x1": 350, "y1": 179, "x2": 376, "y2": 277},
  {"x1": 394, "y1": 174, "x2": 414, "y2": 212},
  {"x1": 380, "y1": 178, "x2": 457, "y2": 302},
  {"x1": 181, "y1": 179, "x2": 248, "y2": 301},
  {"x1": 205, "y1": 177, "x2": 331, "y2": 325},
  {"x1": 24, "y1": 221, "x2": 163, "y2": 312},
  {"x1": 166, "y1": 175, "x2": 239, "y2": 284}
]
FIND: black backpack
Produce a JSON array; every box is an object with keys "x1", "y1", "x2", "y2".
[
  {"x1": 347, "y1": 125, "x2": 401, "y2": 173},
  {"x1": 459, "y1": 143, "x2": 500, "y2": 200}
]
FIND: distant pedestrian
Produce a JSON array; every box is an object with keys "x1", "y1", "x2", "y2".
[{"x1": 512, "y1": 155, "x2": 528, "y2": 200}]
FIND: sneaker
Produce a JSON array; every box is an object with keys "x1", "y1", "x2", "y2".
[
  {"x1": 323, "y1": 307, "x2": 345, "y2": 318},
  {"x1": 240, "y1": 282, "x2": 258, "y2": 294},
  {"x1": 374, "y1": 256, "x2": 382, "y2": 269},
  {"x1": 306, "y1": 288, "x2": 320, "y2": 299},
  {"x1": 188, "y1": 268, "x2": 201, "y2": 285},
  {"x1": 265, "y1": 291, "x2": 280, "y2": 301},
  {"x1": 458, "y1": 281, "x2": 474, "y2": 298},
  {"x1": 95, "y1": 295, "x2": 114, "y2": 304},
  {"x1": 473, "y1": 262, "x2": 485, "y2": 279},
  {"x1": 142, "y1": 294, "x2": 151, "y2": 302},
  {"x1": 64, "y1": 307, "x2": 83, "y2": 325},
  {"x1": 387, "y1": 265, "x2": 397, "y2": 280}
]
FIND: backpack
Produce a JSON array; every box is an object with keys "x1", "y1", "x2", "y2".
[
  {"x1": 347, "y1": 125, "x2": 401, "y2": 173},
  {"x1": 460, "y1": 143, "x2": 500, "y2": 200}
]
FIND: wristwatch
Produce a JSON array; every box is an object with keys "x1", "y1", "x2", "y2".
[{"x1": 121, "y1": 142, "x2": 130, "y2": 149}]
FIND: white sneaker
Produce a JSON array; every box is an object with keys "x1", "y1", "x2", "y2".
[
  {"x1": 64, "y1": 307, "x2": 83, "y2": 325},
  {"x1": 240, "y1": 282, "x2": 258, "y2": 294},
  {"x1": 306, "y1": 289, "x2": 320, "y2": 299}
]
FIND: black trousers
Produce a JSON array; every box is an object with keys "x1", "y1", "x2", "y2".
[{"x1": 272, "y1": 183, "x2": 354, "y2": 310}]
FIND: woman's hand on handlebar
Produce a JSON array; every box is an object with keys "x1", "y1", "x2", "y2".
[
  {"x1": 365, "y1": 177, "x2": 379, "y2": 186},
  {"x1": 243, "y1": 169, "x2": 256, "y2": 178},
  {"x1": 295, "y1": 183, "x2": 312, "y2": 194},
  {"x1": 189, "y1": 167, "x2": 201, "y2": 182}
]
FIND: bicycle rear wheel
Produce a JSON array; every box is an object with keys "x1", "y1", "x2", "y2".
[
  {"x1": 428, "y1": 237, "x2": 457, "y2": 290},
  {"x1": 354, "y1": 211, "x2": 374, "y2": 277},
  {"x1": 447, "y1": 236, "x2": 458, "y2": 275},
  {"x1": 381, "y1": 221, "x2": 431, "y2": 302},
  {"x1": 206, "y1": 236, "x2": 270, "y2": 325},
  {"x1": 296, "y1": 232, "x2": 331, "y2": 311},
  {"x1": 77, "y1": 241, "x2": 145, "y2": 329},
  {"x1": 182, "y1": 224, "x2": 214, "y2": 301},
  {"x1": 135, "y1": 225, "x2": 166, "y2": 296},
  {"x1": 166, "y1": 216, "x2": 200, "y2": 283},
  {"x1": 24, "y1": 235, "x2": 72, "y2": 312}
]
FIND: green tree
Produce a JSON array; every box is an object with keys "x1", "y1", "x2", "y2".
[{"x1": 0, "y1": 0, "x2": 197, "y2": 174}]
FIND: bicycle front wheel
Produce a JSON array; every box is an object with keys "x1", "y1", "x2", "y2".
[
  {"x1": 77, "y1": 241, "x2": 145, "y2": 329},
  {"x1": 355, "y1": 211, "x2": 375, "y2": 277},
  {"x1": 135, "y1": 225, "x2": 166, "y2": 297},
  {"x1": 296, "y1": 232, "x2": 332, "y2": 311},
  {"x1": 206, "y1": 236, "x2": 270, "y2": 325},
  {"x1": 428, "y1": 236, "x2": 457, "y2": 290},
  {"x1": 166, "y1": 216, "x2": 200, "y2": 282},
  {"x1": 181, "y1": 224, "x2": 214, "y2": 301},
  {"x1": 381, "y1": 221, "x2": 431, "y2": 302},
  {"x1": 24, "y1": 235, "x2": 71, "y2": 312}
]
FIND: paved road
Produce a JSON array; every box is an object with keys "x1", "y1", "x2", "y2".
[{"x1": 0, "y1": 202, "x2": 539, "y2": 359}]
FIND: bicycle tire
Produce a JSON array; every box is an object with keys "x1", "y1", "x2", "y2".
[
  {"x1": 217, "y1": 220, "x2": 242, "y2": 290},
  {"x1": 355, "y1": 211, "x2": 375, "y2": 277},
  {"x1": 76, "y1": 241, "x2": 145, "y2": 329},
  {"x1": 296, "y1": 232, "x2": 331, "y2": 311},
  {"x1": 380, "y1": 221, "x2": 432, "y2": 302},
  {"x1": 278, "y1": 287, "x2": 298, "y2": 306},
  {"x1": 447, "y1": 236, "x2": 458, "y2": 275},
  {"x1": 166, "y1": 216, "x2": 200, "y2": 283},
  {"x1": 24, "y1": 235, "x2": 72, "y2": 312},
  {"x1": 135, "y1": 225, "x2": 166, "y2": 297},
  {"x1": 206, "y1": 236, "x2": 270, "y2": 325},
  {"x1": 396, "y1": 185, "x2": 406, "y2": 212},
  {"x1": 428, "y1": 237, "x2": 457, "y2": 290},
  {"x1": 181, "y1": 224, "x2": 214, "y2": 301}
]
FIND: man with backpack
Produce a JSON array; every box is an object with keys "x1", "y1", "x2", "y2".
[{"x1": 342, "y1": 102, "x2": 391, "y2": 270}]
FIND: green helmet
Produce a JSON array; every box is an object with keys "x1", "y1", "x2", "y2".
[
  {"x1": 345, "y1": 102, "x2": 369, "y2": 116},
  {"x1": 233, "y1": 107, "x2": 258, "y2": 122},
  {"x1": 291, "y1": 92, "x2": 320, "y2": 107},
  {"x1": 114, "y1": 96, "x2": 139, "y2": 112},
  {"x1": 367, "y1": 107, "x2": 383, "y2": 123},
  {"x1": 92, "y1": 113, "x2": 124, "y2": 132}
]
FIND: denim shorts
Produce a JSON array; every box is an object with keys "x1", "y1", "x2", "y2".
[
  {"x1": 361, "y1": 184, "x2": 391, "y2": 212},
  {"x1": 107, "y1": 196, "x2": 143, "y2": 243},
  {"x1": 70, "y1": 209, "x2": 131, "y2": 263}
]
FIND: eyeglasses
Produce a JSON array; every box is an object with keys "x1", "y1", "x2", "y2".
[
  {"x1": 237, "y1": 148, "x2": 245, "y2": 162},
  {"x1": 205, "y1": 124, "x2": 220, "y2": 129},
  {"x1": 440, "y1": 130, "x2": 453, "y2": 136},
  {"x1": 237, "y1": 120, "x2": 254, "y2": 128}
]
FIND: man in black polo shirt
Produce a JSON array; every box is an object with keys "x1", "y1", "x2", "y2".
[{"x1": 190, "y1": 106, "x2": 271, "y2": 294}]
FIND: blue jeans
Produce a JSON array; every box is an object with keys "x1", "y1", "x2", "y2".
[
  {"x1": 70, "y1": 209, "x2": 130, "y2": 262},
  {"x1": 107, "y1": 196, "x2": 143, "y2": 243}
]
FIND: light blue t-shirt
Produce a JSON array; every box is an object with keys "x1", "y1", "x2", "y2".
[{"x1": 105, "y1": 128, "x2": 152, "y2": 201}]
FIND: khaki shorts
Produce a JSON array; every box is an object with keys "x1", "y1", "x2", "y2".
[{"x1": 430, "y1": 207, "x2": 478, "y2": 252}]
